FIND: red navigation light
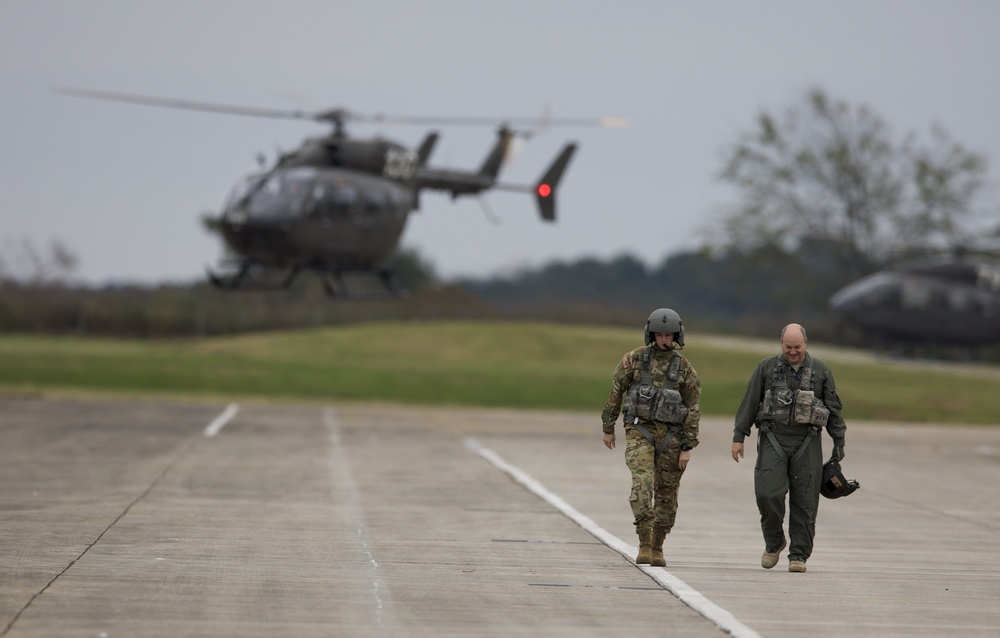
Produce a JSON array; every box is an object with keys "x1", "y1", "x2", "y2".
[{"x1": 537, "y1": 183, "x2": 552, "y2": 198}]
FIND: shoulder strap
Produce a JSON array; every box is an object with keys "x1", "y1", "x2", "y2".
[
  {"x1": 638, "y1": 347, "x2": 683, "y2": 389},
  {"x1": 662, "y1": 350, "x2": 681, "y2": 390},
  {"x1": 769, "y1": 356, "x2": 787, "y2": 390},
  {"x1": 639, "y1": 345, "x2": 653, "y2": 386},
  {"x1": 798, "y1": 366, "x2": 813, "y2": 390}
]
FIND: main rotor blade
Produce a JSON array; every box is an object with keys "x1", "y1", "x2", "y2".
[
  {"x1": 362, "y1": 114, "x2": 629, "y2": 128},
  {"x1": 53, "y1": 87, "x2": 340, "y2": 123},
  {"x1": 54, "y1": 86, "x2": 628, "y2": 130}
]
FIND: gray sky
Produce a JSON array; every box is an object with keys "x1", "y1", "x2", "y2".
[{"x1": 2, "y1": 0, "x2": 999, "y2": 285}]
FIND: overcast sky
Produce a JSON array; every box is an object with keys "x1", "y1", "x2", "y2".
[{"x1": 2, "y1": 0, "x2": 999, "y2": 285}]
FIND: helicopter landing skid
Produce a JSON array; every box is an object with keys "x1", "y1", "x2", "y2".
[
  {"x1": 206, "y1": 263, "x2": 301, "y2": 291},
  {"x1": 206, "y1": 262, "x2": 408, "y2": 300}
]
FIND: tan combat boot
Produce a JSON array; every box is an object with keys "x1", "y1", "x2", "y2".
[
  {"x1": 635, "y1": 527, "x2": 652, "y2": 565},
  {"x1": 650, "y1": 530, "x2": 667, "y2": 567},
  {"x1": 761, "y1": 540, "x2": 786, "y2": 569}
]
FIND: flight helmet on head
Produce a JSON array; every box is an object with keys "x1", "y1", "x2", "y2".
[{"x1": 644, "y1": 308, "x2": 684, "y2": 348}]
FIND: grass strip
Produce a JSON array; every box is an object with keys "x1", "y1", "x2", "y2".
[{"x1": 2, "y1": 321, "x2": 998, "y2": 424}]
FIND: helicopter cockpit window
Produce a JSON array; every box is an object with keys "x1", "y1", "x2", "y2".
[
  {"x1": 977, "y1": 265, "x2": 1000, "y2": 291},
  {"x1": 901, "y1": 280, "x2": 931, "y2": 310},
  {"x1": 246, "y1": 168, "x2": 317, "y2": 217},
  {"x1": 364, "y1": 188, "x2": 387, "y2": 213},
  {"x1": 327, "y1": 184, "x2": 359, "y2": 213},
  {"x1": 947, "y1": 290, "x2": 970, "y2": 312},
  {"x1": 222, "y1": 173, "x2": 264, "y2": 213},
  {"x1": 309, "y1": 185, "x2": 326, "y2": 215},
  {"x1": 946, "y1": 289, "x2": 989, "y2": 316},
  {"x1": 387, "y1": 188, "x2": 409, "y2": 215}
]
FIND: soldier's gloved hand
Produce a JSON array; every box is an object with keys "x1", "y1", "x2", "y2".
[{"x1": 832, "y1": 446, "x2": 845, "y2": 461}]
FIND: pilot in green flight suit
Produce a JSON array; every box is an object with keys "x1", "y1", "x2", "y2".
[{"x1": 731, "y1": 323, "x2": 847, "y2": 573}]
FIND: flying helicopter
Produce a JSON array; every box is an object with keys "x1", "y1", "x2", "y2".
[
  {"x1": 828, "y1": 253, "x2": 1000, "y2": 348},
  {"x1": 56, "y1": 87, "x2": 626, "y2": 298}
]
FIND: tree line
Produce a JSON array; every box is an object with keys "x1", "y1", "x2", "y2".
[{"x1": 0, "y1": 242, "x2": 855, "y2": 343}]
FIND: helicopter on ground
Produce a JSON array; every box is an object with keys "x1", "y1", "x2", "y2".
[
  {"x1": 57, "y1": 87, "x2": 625, "y2": 298},
  {"x1": 828, "y1": 253, "x2": 1000, "y2": 348}
]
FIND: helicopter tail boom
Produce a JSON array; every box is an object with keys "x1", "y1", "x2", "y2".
[{"x1": 412, "y1": 126, "x2": 513, "y2": 195}]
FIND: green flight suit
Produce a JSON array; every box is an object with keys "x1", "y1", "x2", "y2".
[{"x1": 733, "y1": 352, "x2": 846, "y2": 563}]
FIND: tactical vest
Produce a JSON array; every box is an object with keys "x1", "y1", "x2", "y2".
[
  {"x1": 622, "y1": 346, "x2": 689, "y2": 427},
  {"x1": 755, "y1": 360, "x2": 830, "y2": 427}
]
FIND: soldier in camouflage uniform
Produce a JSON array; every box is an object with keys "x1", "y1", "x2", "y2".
[
  {"x1": 731, "y1": 323, "x2": 847, "y2": 573},
  {"x1": 602, "y1": 308, "x2": 701, "y2": 567}
]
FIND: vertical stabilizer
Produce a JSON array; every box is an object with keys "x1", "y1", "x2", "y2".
[{"x1": 534, "y1": 143, "x2": 577, "y2": 221}]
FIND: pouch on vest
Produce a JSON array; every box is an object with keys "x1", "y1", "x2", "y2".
[
  {"x1": 793, "y1": 390, "x2": 814, "y2": 424},
  {"x1": 624, "y1": 384, "x2": 657, "y2": 422},
  {"x1": 653, "y1": 387, "x2": 688, "y2": 425},
  {"x1": 756, "y1": 388, "x2": 794, "y2": 422},
  {"x1": 809, "y1": 401, "x2": 830, "y2": 426},
  {"x1": 793, "y1": 390, "x2": 830, "y2": 426}
]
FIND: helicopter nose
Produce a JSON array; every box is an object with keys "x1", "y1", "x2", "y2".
[
  {"x1": 224, "y1": 208, "x2": 248, "y2": 227},
  {"x1": 828, "y1": 286, "x2": 860, "y2": 313},
  {"x1": 829, "y1": 273, "x2": 897, "y2": 316}
]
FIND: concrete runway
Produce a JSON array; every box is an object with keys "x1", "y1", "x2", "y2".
[{"x1": 2, "y1": 397, "x2": 998, "y2": 637}]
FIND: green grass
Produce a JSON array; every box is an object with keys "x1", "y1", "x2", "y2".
[{"x1": 2, "y1": 321, "x2": 999, "y2": 424}]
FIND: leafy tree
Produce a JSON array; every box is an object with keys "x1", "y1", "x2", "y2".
[
  {"x1": 389, "y1": 247, "x2": 438, "y2": 292},
  {"x1": 716, "y1": 88, "x2": 990, "y2": 277}
]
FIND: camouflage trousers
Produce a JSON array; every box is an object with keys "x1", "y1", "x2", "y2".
[{"x1": 623, "y1": 422, "x2": 686, "y2": 535}]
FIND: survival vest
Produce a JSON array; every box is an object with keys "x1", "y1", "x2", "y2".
[
  {"x1": 622, "y1": 346, "x2": 689, "y2": 427},
  {"x1": 621, "y1": 346, "x2": 689, "y2": 456},
  {"x1": 754, "y1": 360, "x2": 830, "y2": 427},
  {"x1": 754, "y1": 358, "x2": 832, "y2": 466}
]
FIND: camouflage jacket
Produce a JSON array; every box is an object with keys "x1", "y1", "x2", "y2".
[
  {"x1": 732, "y1": 352, "x2": 846, "y2": 447},
  {"x1": 601, "y1": 344, "x2": 701, "y2": 448}
]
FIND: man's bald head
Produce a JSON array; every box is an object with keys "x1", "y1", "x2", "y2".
[
  {"x1": 780, "y1": 323, "x2": 808, "y2": 366},
  {"x1": 781, "y1": 323, "x2": 807, "y2": 342}
]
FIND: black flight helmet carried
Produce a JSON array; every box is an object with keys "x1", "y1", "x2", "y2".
[
  {"x1": 820, "y1": 457, "x2": 860, "y2": 499},
  {"x1": 644, "y1": 308, "x2": 684, "y2": 348}
]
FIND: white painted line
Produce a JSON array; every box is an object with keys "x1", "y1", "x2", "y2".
[
  {"x1": 465, "y1": 437, "x2": 762, "y2": 638},
  {"x1": 203, "y1": 403, "x2": 239, "y2": 437},
  {"x1": 325, "y1": 408, "x2": 397, "y2": 638}
]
